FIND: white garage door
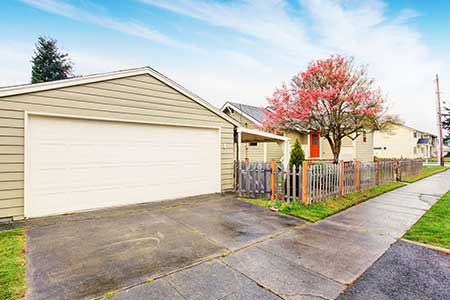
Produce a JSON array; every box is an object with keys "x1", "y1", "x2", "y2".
[{"x1": 26, "y1": 115, "x2": 221, "y2": 218}]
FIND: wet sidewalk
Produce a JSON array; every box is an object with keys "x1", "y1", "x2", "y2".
[{"x1": 110, "y1": 170, "x2": 450, "y2": 300}]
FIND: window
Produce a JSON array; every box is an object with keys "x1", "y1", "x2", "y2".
[
  {"x1": 413, "y1": 132, "x2": 417, "y2": 138},
  {"x1": 312, "y1": 134, "x2": 319, "y2": 145},
  {"x1": 363, "y1": 131, "x2": 367, "y2": 143},
  {"x1": 249, "y1": 142, "x2": 258, "y2": 147}
]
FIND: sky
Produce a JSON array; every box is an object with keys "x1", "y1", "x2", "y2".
[{"x1": 1, "y1": 0, "x2": 449, "y2": 134}]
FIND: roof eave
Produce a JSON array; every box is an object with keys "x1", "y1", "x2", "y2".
[{"x1": 0, "y1": 67, "x2": 240, "y2": 127}]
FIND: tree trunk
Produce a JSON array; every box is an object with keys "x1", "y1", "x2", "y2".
[
  {"x1": 331, "y1": 140, "x2": 341, "y2": 164},
  {"x1": 325, "y1": 135, "x2": 341, "y2": 164}
]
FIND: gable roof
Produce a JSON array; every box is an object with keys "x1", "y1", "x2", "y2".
[
  {"x1": 0, "y1": 67, "x2": 240, "y2": 127},
  {"x1": 394, "y1": 123, "x2": 437, "y2": 137},
  {"x1": 221, "y1": 101, "x2": 267, "y2": 125}
]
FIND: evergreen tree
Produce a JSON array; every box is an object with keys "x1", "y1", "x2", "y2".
[
  {"x1": 31, "y1": 37, "x2": 73, "y2": 83},
  {"x1": 289, "y1": 139, "x2": 305, "y2": 170},
  {"x1": 443, "y1": 105, "x2": 450, "y2": 140}
]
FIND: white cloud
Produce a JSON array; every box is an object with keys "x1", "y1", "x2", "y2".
[
  {"x1": 0, "y1": 41, "x2": 139, "y2": 86},
  {"x1": 0, "y1": 42, "x2": 33, "y2": 86},
  {"x1": 20, "y1": 0, "x2": 196, "y2": 50},
  {"x1": 138, "y1": 0, "x2": 320, "y2": 60}
]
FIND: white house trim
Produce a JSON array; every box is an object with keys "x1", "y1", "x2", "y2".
[{"x1": 220, "y1": 102, "x2": 263, "y2": 126}]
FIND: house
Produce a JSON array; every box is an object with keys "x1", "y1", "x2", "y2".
[
  {"x1": 373, "y1": 124, "x2": 437, "y2": 159},
  {"x1": 221, "y1": 101, "x2": 375, "y2": 163},
  {"x1": 0, "y1": 67, "x2": 288, "y2": 220},
  {"x1": 221, "y1": 102, "x2": 285, "y2": 162}
]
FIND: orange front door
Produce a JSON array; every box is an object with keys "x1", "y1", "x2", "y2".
[{"x1": 309, "y1": 133, "x2": 320, "y2": 158}]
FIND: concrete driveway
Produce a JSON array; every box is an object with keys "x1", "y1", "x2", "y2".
[
  {"x1": 25, "y1": 170, "x2": 450, "y2": 300},
  {"x1": 25, "y1": 194, "x2": 303, "y2": 300}
]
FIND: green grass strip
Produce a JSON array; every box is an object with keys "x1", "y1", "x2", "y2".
[
  {"x1": 404, "y1": 190, "x2": 450, "y2": 249},
  {"x1": 402, "y1": 165, "x2": 449, "y2": 183},
  {"x1": 0, "y1": 228, "x2": 26, "y2": 300},
  {"x1": 243, "y1": 181, "x2": 406, "y2": 222}
]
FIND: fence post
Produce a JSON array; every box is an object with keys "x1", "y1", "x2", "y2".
[
  {"x1": 375, "y1": 160, "x2": 380, "y2": 185},
  {"x1": 339, "y1": 161, "x2": 345, "y2": 196},
  {"x1": 354, "y1": 161, "x2": 361, "y2": 192},
  {"x1": 270, "y1": 160, "x2": 276, "y2": 201},
  {"x1": 238, "y1": 161, "x2": 242, "y2": 196},
  {"x1": 286, "y1": 167, "x2": 291, "y2": 203},
  {"x1": 393, "y1": 160, "x2": 398, "y2": 181},
  {"x1": 301, "y1": 161, "x2": 309, "y2": 205},
  {"x1": 292, "y1": 165, "x2": 296, "y2": 203}
]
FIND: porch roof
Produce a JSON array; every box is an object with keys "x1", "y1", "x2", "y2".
[{"x1": 237, "y1": 127, "x2": 289, "y2": 143}]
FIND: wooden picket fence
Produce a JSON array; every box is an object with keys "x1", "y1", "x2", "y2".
[
  {"x1": 237, "y1": 158, "x2": 423, "y2": 205},
  {"x1": 237, "y1": 161, "x2": 302, "y2": 202}
]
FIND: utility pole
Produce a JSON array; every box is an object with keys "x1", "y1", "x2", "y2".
[{"x1": 435, "y1": 74, "x2": 444, "y2": 166}]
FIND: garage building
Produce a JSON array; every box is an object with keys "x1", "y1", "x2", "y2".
[{"x1": 0, "y1": 67, "x2": 241, "y2": 219}]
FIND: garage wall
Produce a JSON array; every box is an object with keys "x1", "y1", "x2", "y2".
[{"x1": 0, "y1": 74, "x2": 235, "y2": 219}]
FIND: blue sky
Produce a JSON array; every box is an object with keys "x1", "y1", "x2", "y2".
[{"x1": 1, "y1": 0, "x2": 449, "y2": 133}]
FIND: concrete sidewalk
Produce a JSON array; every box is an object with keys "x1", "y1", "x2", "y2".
[{"x1": 111, "y1": 170, "x2": 450, "y2": 300}]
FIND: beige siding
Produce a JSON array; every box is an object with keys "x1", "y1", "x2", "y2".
[
  {"x1": 373, "y1": 125, "x2": 434, "y2": 159},
  {"x1": 0, "y1": 74, "x2": 235, "y2": 219},
  {"x1": 243, "y1": 142, "x2": 283, "y2": 162},
  {"x1": 354, "y1": 132, "x2": 374, "y2": 162},
  {"x1": 225, "y1": 109, "x2": 256, "y2": 129},
  {"x1": 322, "y1": 135, "x2": 374, "y2": 162}
]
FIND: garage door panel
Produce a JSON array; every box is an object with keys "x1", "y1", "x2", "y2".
[{"x1": 27, "y1": 116, "x2": 220, "y2": 217}]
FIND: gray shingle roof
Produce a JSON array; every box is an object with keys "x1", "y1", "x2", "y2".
[{"x1": 227, "y1": 102, "x2": 267, "y2": 123}]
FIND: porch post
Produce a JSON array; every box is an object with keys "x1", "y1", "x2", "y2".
[
  {"x1": 283, "y1": 140, "x2": 290, "y2": 168},
  {"x1": 237, "y1": 130, "x2": 242, "y2": 162}
]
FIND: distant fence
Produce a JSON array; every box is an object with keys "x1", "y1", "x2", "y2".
[
  {"x1": 397, "y1": 159, "x2": 423, "y2": 180},
  {"x1": 237, "y1": 158, "x2": 422, "y2": 205}
]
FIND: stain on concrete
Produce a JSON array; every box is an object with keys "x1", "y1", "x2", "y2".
[
  {"x1": 25, "y1": 195, "x2": 301, "y2": 300},
  {"x1": 164, "y1": 199, "x2": 304, "y2": 249},
  {"x1": 26, "y1": 209, "x2": 226, "y2": 300}
]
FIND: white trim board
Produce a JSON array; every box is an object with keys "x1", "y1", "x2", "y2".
[{"x1": 220, "y1": 102, "x2": 263, "y2": 126}]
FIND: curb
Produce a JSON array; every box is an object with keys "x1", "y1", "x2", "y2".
[{"x1": 401, "y1": 239, "x2": 450, "y2": 256}]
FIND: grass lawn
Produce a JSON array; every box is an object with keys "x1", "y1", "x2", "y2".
[
  {"x1": 428, "y1": 157, "x2": 450, "y2": 162},
  {"x1": 404, "y1": 190, "x2": 450, "y2": 249},
  {"x1": 0, "y1": 228, "x2": 26, "y2": 300},
  {"x1": 243, "y1": 181, "x2": 406, "y2": 222},
  {"x1": 402, "y1": 165, "x2": 449, "y2": 183}
]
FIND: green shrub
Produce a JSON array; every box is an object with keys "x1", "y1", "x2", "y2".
[{"x1": 289, "y1": 139, "x2": 305, "y2": 170}]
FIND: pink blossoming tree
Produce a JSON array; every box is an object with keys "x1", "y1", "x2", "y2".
[{"x1": 262, "y1": 55, "x2": 397, "y2": 163}]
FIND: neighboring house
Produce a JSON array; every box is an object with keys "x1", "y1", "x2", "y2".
[
  {"x1": 373, "y1": 124, "x2": 437, "y2": 159},
  {"x1": 221, "y1": 101, "x2": 375, "y2": 163},
  {"x1": 221, "y1": 102, "x2": 284, "y2": 162},
  {"x1": 0, "y1": 67, "x2": 287, "y2": 220}
]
